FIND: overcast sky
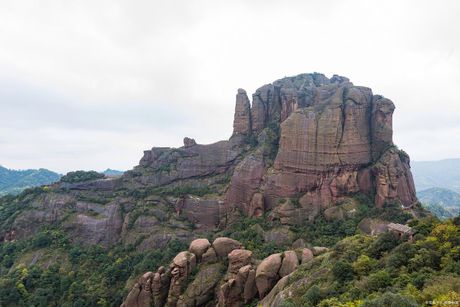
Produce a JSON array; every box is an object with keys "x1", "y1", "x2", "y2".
[{"x1": 0, "y1": 0, "x2": 459, "y2": 173}]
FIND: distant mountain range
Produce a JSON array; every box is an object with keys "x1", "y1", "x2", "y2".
[
  {"x1": 417, "y1": 187, "x2": 460, "y2": 219},
  {"x1": 0, "y1": 166, "x2": 124, "y2": 196},
  {"x1": 411, "y1": 159, "x2": 460, "y2": 193},
  {"x1": 102, "y1": 168, "x2": 124, "y2": 177},
  {"x1": 0, "y1": 166, "x2": 61, "y2": 196},
  {"x1": 411, "y1": 159, "x2": 460, "y2": 219}
]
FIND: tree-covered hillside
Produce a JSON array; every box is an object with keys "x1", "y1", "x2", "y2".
[
  {"x1": 0, "y1": 190, "x2": 458, "y2": 306},
  {"x1": 0, "y1": 166, "x2": 60, "y2": 196},
  {"x1": 419, "y1": 188, "x2": 460, "y2": 219},
  {"x1": 261, "y1": 216, "x2": 460, "y2": 306},
  {"x1": 412, "y1": 159, "x2": 460, "y2": 193}
]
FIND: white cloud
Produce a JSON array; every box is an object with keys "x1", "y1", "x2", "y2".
[{"x1": 0, "y1": 0, "x2": 459, "y2": 172}]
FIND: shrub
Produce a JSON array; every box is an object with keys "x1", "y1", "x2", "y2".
[
  {"x1": 332, "y1": 261, "x2": 354, "y2": 282},
  {"x1": 302, "y1": 285, "x2": 322, "y2": 306},
  {"x1": 387, "y1": 242, "x2": 416, "y2": 269},
  {"x1": 353, "y1": 255, "x2": 378, "y2": 276},
  {"x1": 368, "y1": 232, "x2": 400, "y2": 258},
  {"x1": 61, "y1": 171, "x2": 105, "y2": 183},
  {"x1": 362, "y1": 292, "x2": 418, "y2": 307},
  {"x1": 364, "y1": 270, "x2": 392, "y2": 292}
]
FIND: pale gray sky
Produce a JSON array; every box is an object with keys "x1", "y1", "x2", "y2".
[{"x1": 0, "y1": 0, "x2": 459, "y2": 173}]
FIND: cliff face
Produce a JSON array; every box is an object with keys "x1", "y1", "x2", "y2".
[
  {"x1": 0, "y1": 73, "x2": 421, "y2": 307},
  {"x1": 1, "y1": 73, "x2": 417, "y2": 246},
  {"x1": 131, "y1": 73, "x2": 416, "y2": 226},
  {"x1": 223, "y1": 73, "x2": 417, "y2": 222}
]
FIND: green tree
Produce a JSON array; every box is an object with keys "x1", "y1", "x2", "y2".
[{"x1": 332, "y1": 261, "x2": 354, "y2": 282}]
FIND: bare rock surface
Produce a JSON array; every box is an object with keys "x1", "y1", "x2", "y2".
[
  {"x1": 212, "y1": 237, "x2": 243, "y2": 258},
  {"x1": 122, "y1": 237, "x2": 320, "y2": 307},
  {"x1": 189, "y1": 238, "x2": 211, "y2": 259},
  {"x1": 255, "y1": 253, "x2": 283, "y2": 298}
]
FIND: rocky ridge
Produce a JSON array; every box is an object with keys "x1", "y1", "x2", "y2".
[
  {"x1": 121, "y1": 237, "x2": 327, "y2": 307},
  {"x1": 1, "y1": 72, "x2": 417, "y2": 247}
]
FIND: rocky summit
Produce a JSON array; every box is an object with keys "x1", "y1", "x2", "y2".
[
  {"x1": 0, "y1": 73, "x2": 426, "y2": 306},
  {"x1": 131, "y1": 72, "x2": 417, "y2": 228},
  {"x1": 2, "y1": 74, "x2": 417, "y2": 245}
]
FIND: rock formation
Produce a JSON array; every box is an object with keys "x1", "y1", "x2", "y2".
[
  {"x1": 122, "y1": 238, "x2": 318, "y2": 307},
  {"x1": 223, "y1": 73, "x2": 417, "y2": 223},
  {"x1": 1, "y1": 72, "x2": 418, "y2": 249},
  {"x1": 0, "y1": 73, "x2": 423, "y2": 307},
  {"x1": 129, "y1": 73, "x2": 416, "y2": 229}
]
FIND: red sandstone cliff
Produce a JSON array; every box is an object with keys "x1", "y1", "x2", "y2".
[{"x1": 136, "y1": 73, "x2": 417, "y2": 226}]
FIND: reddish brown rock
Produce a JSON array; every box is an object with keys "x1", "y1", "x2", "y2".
[
  {"x1": 137, "y1": 138, "x2": 244, "y2": 188},
  {"x1": 202, "y1": 247, "x2": 218, "y2": 263},
  {"x1": 175, "y1": 197, "x2": 224, "y2": 229},
  {"x1": 300, "y1": 248, "x2": 314, "y2": 264},
  {"x1": 373, "y1": 148, "x2": 417, "y2": 208},
  {"x1": 242, "y1": 266, "x2": 257, "y2": 303},
  {"x1": 279, "y1": 251, "x2": 299, "y2": 277},
  {"x1": 218, "y1": 264, "x2": 257, "y2": 307},
  {"x1": 189, "y1": 238, "x2": 211, "y2": 259},
  {"x1": 228, "y1": 249, "x2": 253, "y2": 275},
  {"x1": 131, "y1": 73, "x2": 416, "y2": 229},
  {"x1": 225, "y1": 155, "x2": 265, "y2": 216},
  {"x1": 233, "y1": 88, "x2": 252, "y2": 135},
  {"x1": 122, "y1": 272, "x2": 154, "y2": 307},
  {"x1": 213, "y1": 237, "x2": 243, "y2": 258},
  {"x1": 312, "y1": 246, "x2": 329, "y2": 256},
  {"x1": 255, "y1": 253, "x2": 282, "y2": 298},
  {"x1": 237, "y1": 74, "x2": 416, "y2": 216},
  {"x1": 177, "y1": 262, "x2": 224, "y2": 307},
  {"x1": 249, "y1": 193, "x2": 264, "y2": 217},
  {"x1": 152, "y1": 267, "x2": 170, "y2": 307},
  {"x1": 167, "y1": 251, "x2": 197, "y2": 306}
]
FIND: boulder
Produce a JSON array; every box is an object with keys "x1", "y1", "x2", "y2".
[
  {"x1": 213, "y1": 237, "x2": 243, "y2": 258},
  {"x1": 228, "y1": 249, "x2": 252, "y2": 275},
  {"x1": 167, "y1": 251, "x2": 197, "y2": 305},
  {"x1": 259, "y1": 274, "x2": 292, "y2": 307},
  {"x1": 292, "y1": 238, "x2": 306, "y2": 249},
  {"x1": 255, "y1": 253, "x2": 282, "y2": 298},
  {"x1": 218, "y1": 264, "x2": 257, "y2": 307},
  {"x1": 312, "y1": 246, "x2": 329, "y2": 256},
  {"x1": 122, "y1": 272, "x2": 154, "y2": 307},
  {"x1": 301, "y1": 248, "x2": 314, "y2": 264},
  {"x1": 242, "y1": 266, "x2": 257, "y2": 303},
  {"x1": 279, "y1": 251, "x2": 298, "y2": 277},
  {"x1": 177, "y1": 263, "x2": 224, "y2": 307},
  {"x1": 189, "y1": 238, "x2": 211, "y2": 259},
  {"x1": 324, "y1": 206, "x2": 345, "y2": 221},
  {"x1": 202, "y1": 247, "x2": 218, "y2": 263},
  {"x1": 152, "y1": 267, "x2": 170, "y2": 307}
]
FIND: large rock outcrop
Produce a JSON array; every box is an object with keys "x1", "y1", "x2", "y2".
[
  {"x1": 223, "y1": 73, "x2": 417, "y2": 222},
  {"x1": 122, "y1": 238, "x2": 320, "y2": 307},
  {"x1": 1, "y1": 73, "x2": 418, "y2": 252}
]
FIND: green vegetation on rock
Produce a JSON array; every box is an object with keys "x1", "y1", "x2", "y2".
[
  {"x1": 60, "y1": 171, "x2": 105, "y2": 183},
  {"x1": 0, "y1": 166, "x2": 60, "y2": 196}
]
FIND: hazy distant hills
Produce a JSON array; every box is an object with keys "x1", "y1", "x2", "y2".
[
  {"x1": 411, "y1": 159, "x2": 460, "y2": 193},
  {"x1": 102, "y1": 168, "x2": 124, "y2": 177},
  {"x1": 418, "y1": 187, "x2": 460, "y2": 219},
  {"x1": 0, "y1": 166, "x2": 61, "y2": 196},
  {"x1": 0, "y1": 166, "x2": 124, "y2": 196},
  {"x1": 411, "y1": 159, "x2": 460, "y2": 218},
  {"x1": 418, "y1": 187, "x2": 460, "y2": 206}
]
